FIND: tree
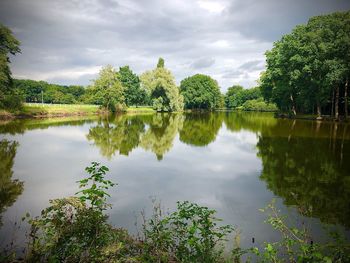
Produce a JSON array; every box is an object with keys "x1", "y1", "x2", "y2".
[
  {"x1": 140, "y1": 58, "x2": 184, "y2": 112},
  {"x1": 180, "y1": 74, "x2": 221, "y2": 110},
  {"x1": 0, "y1": 24, "x2": 21, "y2": 109},
  {"x1": 118, "y1": 66, "x2": 147, "y2": 107},
  {"x1": 157, "y1": 57, "x2": 165, "y2": 68},
  {"x1": 225, "y1": 86, "x2": 262, "y2": 109},
  {"x1": 87, "y1": 65, "x2": 125, "y2": 112}
]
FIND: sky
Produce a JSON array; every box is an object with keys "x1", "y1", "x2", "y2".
[{"x1": 1, "y1": 0, "x2": 349, "y2": 91}]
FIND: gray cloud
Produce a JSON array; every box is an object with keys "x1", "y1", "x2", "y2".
[
  {"x1": 0, "y1": 0, "x2": 349, "y2": 89},
  {"x1": 238, "y1": 60, "x2": 264, "y2": 71},
  {"x1": 191, "y1": 57, "x2": 216, "y2": 69}
]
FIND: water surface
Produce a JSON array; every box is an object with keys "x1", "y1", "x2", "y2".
[{"x1": 0, "y1": 112, "x2": 349, "y2": 251}]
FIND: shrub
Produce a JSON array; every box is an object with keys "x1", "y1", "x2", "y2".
[{"x1": 141, "y1": 200, "x2": 234, "y2": 263}]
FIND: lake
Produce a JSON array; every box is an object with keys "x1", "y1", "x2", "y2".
[{"x1": 0, "y1": 111, "x2": 349, "y2": 252}]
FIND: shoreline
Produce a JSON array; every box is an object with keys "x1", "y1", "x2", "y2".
[
  {"x1": 275, "y1": 113, "x2": 350, "y2": 122},
  {"x1": 0, "y1": 104, "x2": 157, "y2": 120}
]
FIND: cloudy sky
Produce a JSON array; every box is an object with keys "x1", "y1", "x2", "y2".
[{"x1": 1, "y1": 0, "x2": 349, "y2": 91}]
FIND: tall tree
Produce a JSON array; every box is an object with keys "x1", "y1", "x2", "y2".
[
  {"x1": 118, "y1": 66, "x2": 147, "y2": 107},
  {"x1": 140, "y1": 58, "x2": 184, "y2": 112},
  {"x1": 87, "y1": 65, "x2": 125, "y2": 112},
  {"x1": 0, "y1": 24, "x2": 21, "y2": 109},
  {"x1": 180, "y1": 74, "x2": 221, "y2": 110}
]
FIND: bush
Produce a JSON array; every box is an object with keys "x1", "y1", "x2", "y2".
[
  {"x1": 141, "y1": 200, "x2": 233, "y2": 263},
  {"x1": 242, "y1": 98, "x2": 278, "y2": 112},
  {"x1": 27, "y1": 162, "x2": 140, "y2": 262}
]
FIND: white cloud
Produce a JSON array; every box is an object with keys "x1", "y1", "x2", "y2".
[{"x1": 197, "y1": 0, "x2": 226, "y2": 13}]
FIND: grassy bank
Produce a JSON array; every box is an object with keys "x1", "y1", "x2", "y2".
[
  {"x1": 0, "y1": 103, "x2": 103, "y2": 119},
  {"x1": 0, "y1": 104, "x2": 156, "y2": 120}
]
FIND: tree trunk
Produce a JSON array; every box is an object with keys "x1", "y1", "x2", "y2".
[
  {"x1": 335, "y1": 85, "x2": 339, "y2": 120},
  {"x1": 290, "y1": 94, "x2": 296, "y2": 116},
  {"x1": 316, "y1": 102, "x2": 321, "y2": 118},
  {"x1": 345, "y1": 77, "x2": 348, "y2": 119},
  {"x1": 331, "y1": 88, "x2": 335, "y2": 117}
]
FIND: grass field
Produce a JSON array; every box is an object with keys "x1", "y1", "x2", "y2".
[
  {"x1": 22, "y1": 103, "x2": 102, "y2": 115},
  {"x1": 0, "y1": 103, "x2": 155, "y2": 119}
]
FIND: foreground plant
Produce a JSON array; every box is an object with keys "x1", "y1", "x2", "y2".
[
  {"x1": 27, "y1": 162, "x2": 138, "y2": 262},
  {"x1": 252, "y1": 200, "x2": 350, "y2": 263},
  {"x1": 140, "y1": 200, "x2": 234, "y2": 263}
]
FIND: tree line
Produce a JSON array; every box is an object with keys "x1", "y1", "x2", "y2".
[{"x1": 10, "y1": 57, "x2": 273, "y2": 112}]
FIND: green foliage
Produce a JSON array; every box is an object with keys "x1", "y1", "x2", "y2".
[
  {"x1": 118, "y1": 65, "x2": 149, "y2": 106},
  {"x1": 140, "y1": 58, "x2": 184, "y2": 112},
  {"x1": 76, "y1": 162, "x2": 116, "y2": 210},
  {"x1": 27, "y1": 162, "x2": 135, "y2": 262},
  {"x1": 0, "y1": 24, "x2": 21, "y2": 110},
  {"x1": 157, "y1": 57, "x2": 165, "y2": 68},
  {"x1": 225, "y1": 86, "x2": 265, "y2": 110},
  {"x1": 141, "y1": 201, "x2": 234, "y2": 263},
  {"x1": 180, "y1": 74, "x2": 222, "y2": 110},
  {"x1": 241, "y1": 98, "x2": 278, "y2": 112},
  {"x1": 260, "y1": 11, "x2": 350, "y2": 117},
  {"x1": 14, "y1": 79, "x2": 86, "y2": 104},
  {"x1": 253, "y1": 200, "x2": 350, "y2": 263},
  {"x1": 86, "y1": 65, "x2": 125, "y2": 112}
]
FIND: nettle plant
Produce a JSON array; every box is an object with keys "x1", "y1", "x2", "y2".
[
  {"x1": 141, "y1": 200, "x2": 234, "y2": 263},
  {"x1": 28, "y1": 162, "x2": 118, "y2": 262},
  {"x1": 76, "y1": 162, "x2": 116, "y2": 210}
]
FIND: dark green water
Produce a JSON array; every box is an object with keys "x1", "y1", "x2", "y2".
[{"x1": 0, "y1": 112, "x2": 349, "y2": 250}]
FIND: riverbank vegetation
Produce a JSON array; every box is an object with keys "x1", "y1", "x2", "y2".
[{"x1": 1, "y1": 162, "x2": 349, "y2": 262}]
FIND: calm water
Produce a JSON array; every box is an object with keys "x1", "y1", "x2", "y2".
[{"x1": 0, "y1": 112, "x2": 349, "y2": 251}]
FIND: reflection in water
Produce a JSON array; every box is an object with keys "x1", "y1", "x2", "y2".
[
  {"x1": 257, "y1": 121, "x2": 350, "y2": 228},
  {"x1": 179, "y1": 113, "x2": 223, "y2": 146},
  {"x1": 140, "y1": 113, "x2": 183, "y2": 160},
  {"x1": 0, "y1": 117, "x2": 98, "y2": 135},
  {"x1": 224, "y1": 111, "x2": 277, "y2": 133},
  {"x1": 0, "y1": 140, "x2": 23, "y2": 226},
  {"x1": 87, "y1": 115, "x2": 146, "y2": 159},
  {"x1": 87, "y1": 113, "x2": 184, "y2": 160}
]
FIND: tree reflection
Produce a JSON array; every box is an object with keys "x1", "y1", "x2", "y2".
[
  {"x1": 87, "y1": 115, "x2": 146, "y2": 159},
  {"x1": 179, "y1": 112, "x2": 223, "y2": 146},
  {"x1": 223, "y1": 112, "x2": 277, "y2": 133},
  {"x1": 140, "y1": 113, "x2": 183, "y2": 160},
  {"x1": 0, "y1": 140, "x2": 23, "y2": 226},
  {"x1": 257, "y1": 123, "x2": 350, "y2": 228}
]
